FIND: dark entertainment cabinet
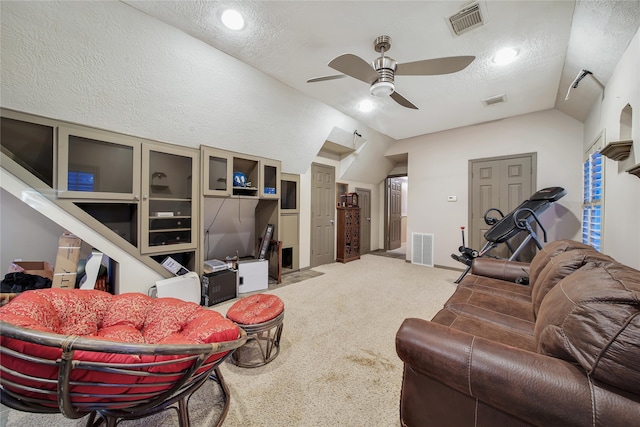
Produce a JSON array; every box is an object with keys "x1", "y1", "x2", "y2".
[{"x1": 336, "y1": 207, "x2": 360, "y2": 263}]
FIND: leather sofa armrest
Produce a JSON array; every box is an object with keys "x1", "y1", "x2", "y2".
[
  {"x1": 470, "y1": 258, "x2": 529, "y2": 282},
  {"x1": 396, "y1": 318, "x2": 640, "y2": 426}
]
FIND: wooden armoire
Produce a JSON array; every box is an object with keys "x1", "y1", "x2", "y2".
[{"x1": 336, "y1": 207, "x2": 360, "y2": 263}]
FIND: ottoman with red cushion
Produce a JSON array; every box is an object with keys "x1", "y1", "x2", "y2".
[{"x1": 226, "y1": 293, "x2": 284, "y2": 367}]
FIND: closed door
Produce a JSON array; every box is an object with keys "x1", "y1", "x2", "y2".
[
  {"x1": 311, "y1": 163, "x2": 335, "y2": 267},
  {"x1": 387, "y1": 178, "x2": 402, "y2": 250},
  {"x1": 470, "y1": 154, "x2": 535, "y2": 260},
  {"x1": 355, "y1": 187, "x2": 371, "y2": 254}
]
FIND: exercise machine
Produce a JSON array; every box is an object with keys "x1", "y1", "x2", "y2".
[{"x1": 451, "y1": 186, "x2": 566, "y2": 283}]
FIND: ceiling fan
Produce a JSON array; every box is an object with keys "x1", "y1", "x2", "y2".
[{"x1": 307, "y1": 35, "x2": 475, "y2": 109}]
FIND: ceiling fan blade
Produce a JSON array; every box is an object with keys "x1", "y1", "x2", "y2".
[
  {"x1": 390, "y1": 91, "x2": 418, "y2": 110},
  {"x1": 396, "y1": 55, "x2": 475, "y2": 76},
  {"x1": 306, "y1": 75, "x2": 347, "y2": 83},
  {"x1": 328, "y1": 54, "x2": 380, "y2": 84}
]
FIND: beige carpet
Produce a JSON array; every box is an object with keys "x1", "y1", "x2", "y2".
[{"x1": 2, "y1": 255, "x2": 458, "y2": 427}]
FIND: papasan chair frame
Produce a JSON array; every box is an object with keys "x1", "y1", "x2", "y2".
[{"x1": 0, "y1": 289, "x2": 248, "y2": 427}]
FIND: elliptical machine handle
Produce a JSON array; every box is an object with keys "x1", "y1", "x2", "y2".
[
  {"x1": 483, "y1": 208, "x2": 505, "y2": 226},
  {"x1": 514, "y1": 208, "x2": 548, "y2": 242}
]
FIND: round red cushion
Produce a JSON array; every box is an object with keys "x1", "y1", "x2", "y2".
[{"x1": 226, "y1": 294, "x2": 284, "y2": 325}]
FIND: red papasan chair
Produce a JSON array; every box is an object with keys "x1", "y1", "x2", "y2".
[{"x1": 0, "y1": 288, "x2": 247, "y2": 427}]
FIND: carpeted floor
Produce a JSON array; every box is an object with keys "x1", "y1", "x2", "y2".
[{"x1": 2, "y1": 255, "x2": 458, "y2": 427}]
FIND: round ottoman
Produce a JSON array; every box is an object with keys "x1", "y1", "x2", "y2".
[{"x1": 226, "y1": 294, "x2": 284, "y2": 368}]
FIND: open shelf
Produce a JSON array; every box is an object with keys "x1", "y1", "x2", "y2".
[
  {"x1": 626, "y1": 163, "x2": 640, "y2": 179},
  {"x1": 600, "y1": 140, "x2": 633, "y2": 161}
]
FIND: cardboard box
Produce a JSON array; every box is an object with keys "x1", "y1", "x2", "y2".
[
  {"x1": 9, "y1": 261, "x2": 54, "y2": 280},
  {"x1": 52, "y1": 232, "x2": 82, "y2": 289}
]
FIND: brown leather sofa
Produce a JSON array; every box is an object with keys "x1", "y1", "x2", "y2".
[{"x1": 396, "y1": 240, "x2": 640, "y2": 426}]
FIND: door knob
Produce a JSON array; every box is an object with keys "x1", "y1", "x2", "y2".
[{"x1": 330, "y1": 220, "x2": 335, "y2": 224}]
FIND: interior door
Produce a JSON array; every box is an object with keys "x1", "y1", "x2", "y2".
[
  {"x1": 310, "y1": 163, "x2": 335, "y2": 267},
  {"x1": 355, "y1": 187, "x2": 371, "y2": 254},
  {"x1": 387, "y1": 178, "x2": 402, "y2": 250},
  {"x1": 470, "y1": 154, "x2": 534, "y2": 260}
]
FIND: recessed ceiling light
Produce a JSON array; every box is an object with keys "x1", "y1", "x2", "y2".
[
  {"x1": 492, "y1": 47, "x2": 519, "y2": 65},
  {"x1": 359, "y1": 99, "x2": 375, "y2": 112},
  {"x1": 221, "y1": 9, "x2": 244, "y2": 30}
]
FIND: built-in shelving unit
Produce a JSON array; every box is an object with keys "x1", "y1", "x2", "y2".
[
  {"x1": 141, "y1": 144, "x2": 197, "y2": 254},
  {"x1": 1, "y1": 108, "x2": 290, "y2": 288}
]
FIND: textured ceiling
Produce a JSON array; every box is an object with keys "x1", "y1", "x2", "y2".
[{"x1": 124, "y1": 0, "x2": 639, "y2": 141}]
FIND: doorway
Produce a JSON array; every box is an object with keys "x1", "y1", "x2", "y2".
[
  {"x1": 355, "y1": 187, "x2": 371, "y2": 254},
  {"x1": 384, "y1": 176, "x2": 407, "y2": 255},
  {"x1": 469, "y1": 153, "x2": 536, "y2": 261},
  {"x1": 310, "y1": 163, "x2": 335, "y2": 267}
]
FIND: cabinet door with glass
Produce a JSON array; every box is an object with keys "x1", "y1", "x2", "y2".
[
  {"x1": 202, "y1": 146, "x2": 233, "y2": 197},
  {"x1": 260, "y1": 158, "x2": 281, "y2": 199},
  {"x1": 58, "y1": 127, "x2": 141, "y2": 200},
  {"x1": 141, "y1": 144, "x2": 198, "y2": 254}
]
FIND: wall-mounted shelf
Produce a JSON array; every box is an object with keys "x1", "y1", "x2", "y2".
[
  {"x1": 600, "y1": 140, "x2": 633, "y2": 161},
  {"x1": 626, "y1": 163, "x2": 640, "y2": 179}
]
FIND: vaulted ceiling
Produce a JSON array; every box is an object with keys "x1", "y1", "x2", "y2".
[{"x1": 125, "y1": 0, "x2": 640, "y2": 141}]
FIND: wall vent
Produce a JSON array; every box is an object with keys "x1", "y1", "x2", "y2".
[
  {"x1": 482, "y1": 94, "x2": 507, "y2": 106},
  {"x1": 449, "y1": 3, "x2": 484, "y2": 36},
  {"x1": 411, "y1": 233, "x2": 434, "y2": 267}
]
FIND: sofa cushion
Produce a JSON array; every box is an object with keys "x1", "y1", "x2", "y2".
[
  {"x1": 528, "y1": 239, "x2": 596, "y2": 285},
  {"x1": 102, "y1": 292, "x2": 152, "y2": 330},
  {"x1": 457, "y1": 273, "x2": 531, "y2": 303},
  {"x1": 41, "y1": 288, "x2": 113, "y2": 335},
  {"x1": 431, "y1": 304, "x2": 536, "y2": 352},
  {"x1": 141, "y1": 297, "x2": 201, "y2": 344},
  {"x1": 535, "y1": 263, "x2": 640, "y2": 394},
  {"x1": 531, "y1": 249, "x2": 616, "y2": 318}
]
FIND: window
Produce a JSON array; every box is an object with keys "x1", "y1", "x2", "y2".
[
  {"x1": 68, "y1": 171, "x2": 95, "y2": 192},
  {"x1": 582, "y1": 151, "x2": 603, "y2": 250}
]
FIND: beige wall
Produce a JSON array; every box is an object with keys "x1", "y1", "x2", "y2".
[
  {"x1": 297, "y1": 154, "x2": 382, "y2": 270},
  {"x1": 388, "y1": 109, "x2": 585, "y2": 269}
]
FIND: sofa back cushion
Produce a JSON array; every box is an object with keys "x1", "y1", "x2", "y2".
[
  {"x1": 528, "y1": 240, "x2": 595, "y2": 284},
  {"x1": 535, "y1": 263, "x2": 640, "y2": 394},
  {"x1": 531, "y1": 250, "x2": 616, "y2": 318}
]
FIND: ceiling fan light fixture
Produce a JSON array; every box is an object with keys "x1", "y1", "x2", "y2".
[
  {"x1": 492, "y1": 47, "x2": 519, "y2": 65},
  {"x1": 359, "y1": 99, "x2": 375, "y2": 112},
  {"x1": 221, "y1": 9, "x2": 244, "y2": 30},
  {"x1": 370, "y1": 81, "x2": 394, "y2": 97}
]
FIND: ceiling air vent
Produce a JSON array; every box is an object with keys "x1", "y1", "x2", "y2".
[
  {"x1": 482, "y1": 94, "x2": 507, "y2": 106},
  {"x1": 449, "y1": 3, "x2": 483, "y2": 35}
]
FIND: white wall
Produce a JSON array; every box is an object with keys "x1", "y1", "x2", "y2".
[
  {"x1": 1, "y1": 188, "x2": 65, "y2": 268},
  {"x1": 0, "y1": 1, "x2": 395, "y2": 179},
  {"x1": 202, "y1": 198, "x2": 258, "y2": 260},
  {"x1": 0, "y1": 0, "x2": 396, "y2": 283},
  {"x1": 388, "y1": 109, "x2": 584, "y2": 269},
  {"x1": 584, "y1": 28, "x2": 640, "y2": 268}
]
